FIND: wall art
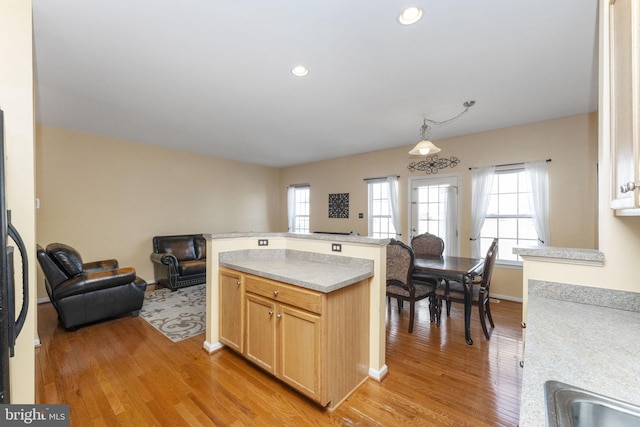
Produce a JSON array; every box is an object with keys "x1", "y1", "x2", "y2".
[{"x1": 328, "y1": 193, "x2": 349, "y2": 218}]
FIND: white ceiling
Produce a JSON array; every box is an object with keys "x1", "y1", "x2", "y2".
[{"x1": 32, "y1": 0, "x2": 599, "y2": 168}]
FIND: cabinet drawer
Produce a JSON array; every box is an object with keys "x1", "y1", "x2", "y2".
[{"x1": 245, "y1": 275, "x2": 323, "y2": 314}]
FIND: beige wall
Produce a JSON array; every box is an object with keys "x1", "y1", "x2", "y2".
[
  {"x1": 35, "y1": 125, "x2": 281, "y2": 299},
  {"x1": 279, "y1": 113, "x2": 599, "y2": 300},
  {"x1": 521, "y1": 0, "x2": 640, "y2": 298},
  {"x1": 0, "y1": 0, "x2": 36, "y2": 403},
  {"x1": 36, "y1": 114, "x2": 599, "y2": 303}
]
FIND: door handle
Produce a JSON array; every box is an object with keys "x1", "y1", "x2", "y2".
[
  {"x1": 621, "y1": 182, "x2": 640, "y2": 193},
  {"x1": 7, "y1": 210, "x2": 28, "y2": 357}
]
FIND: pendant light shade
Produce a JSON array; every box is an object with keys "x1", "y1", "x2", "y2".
[
  {"x1": 408, "y1": 118, "x2": 441, "y2": 155},
  {"x1": 409, "y1": 140, "x2": 441, "y2": 155},
  {"x1": 408, "y1": 101, "x2": 476, "y2": 156}
]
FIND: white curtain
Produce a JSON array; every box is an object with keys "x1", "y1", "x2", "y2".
[
  {"x1": 525, "y1": 160, "x2": 550, "y2": 246},
  {"x1": 441, "y1": 185, "x2": 458, "y2": 256},
  {"x1": 387, "y1": 176, "x2": 401, "y2": 238},
  {"x1": 287, "y1": 186, "x2": 295, "y2": 232},
  {"x1": 470, "y1": 166, "x2": 495, "y2": 258}
]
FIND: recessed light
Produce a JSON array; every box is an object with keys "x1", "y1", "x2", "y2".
[
  {"x1": 291, "y1": 65, "x2": 309, "y2": 77},
  {"x1": 399, "y1": 6, "x2": 423, "y2": 25}
]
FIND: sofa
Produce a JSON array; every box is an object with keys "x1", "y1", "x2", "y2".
[
  {"x1": 150, "y1": 234, "x2": 206, "y2": 291},
  {"x1": 36, "y1": 243, "x2": 147, "y2": 330}
]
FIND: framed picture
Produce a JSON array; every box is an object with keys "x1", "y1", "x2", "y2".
[{"x1": 328, "y1": 193, "x2": 349, "y2": 218}]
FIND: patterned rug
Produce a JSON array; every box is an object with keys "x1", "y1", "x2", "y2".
[{"x1": 139, "y1": 284, "x2": 206, "y2": 342}]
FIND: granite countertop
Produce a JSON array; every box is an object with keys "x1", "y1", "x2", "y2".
[
  {"x1": 206, "y1": 231, "x2": 390, "y2": 246},
  {"x1": 519, "y1": 280, "x2": 640, "y2": 426},
  {"x1": 513, "y1": 246, "x2": 604, "y2": 265},
  {"x1": 218, "y1": 249, "x2": 374, "y2": 293}
]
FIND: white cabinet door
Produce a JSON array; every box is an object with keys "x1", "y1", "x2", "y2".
[{"x1": 610, "y1": 0, "x2": 640, "y2": 213}]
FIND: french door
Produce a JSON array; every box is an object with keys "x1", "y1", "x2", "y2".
[{"x1": 409, "y1": 176, "x2": 459, "y2": 256}]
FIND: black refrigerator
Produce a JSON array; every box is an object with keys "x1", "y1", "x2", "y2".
[{"x1": 0, "y1": 108, "x2": 29, "y2": 403}]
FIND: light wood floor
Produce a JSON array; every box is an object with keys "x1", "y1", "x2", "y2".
[{"x1": 36, "y1": 295, "x2": 523, "y2": 426}]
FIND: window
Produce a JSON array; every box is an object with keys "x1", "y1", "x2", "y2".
[
  {"x1": 287, "y1": 185, "x2": 310, "y2": 233},
  {"x1": 410, "y1": 176, "x2": 459, "y2": 255},
  {"x1": 368, "y1": 178, "x2": 399, "y2": 238},
  {"x1": 479, "y1": 168, "x2": 540, "y2": 264}
]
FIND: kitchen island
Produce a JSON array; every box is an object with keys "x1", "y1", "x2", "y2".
[
  {"x1": 204, "y1": 233, "x2": 389, "y2": 409},
  {"x1": 218, "y1": 248, "x2": 374, "y2": 292}
]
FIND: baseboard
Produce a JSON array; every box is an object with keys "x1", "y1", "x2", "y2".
[
  {"x1": 491, "y1": 293, "x2": 523, "y2": 303},
  {"x1": 368, "y1": 364, "x2": 388, "y2": 382},
  {"x1": 203, "y1": 340, "x2": 224, "y2": 354}
]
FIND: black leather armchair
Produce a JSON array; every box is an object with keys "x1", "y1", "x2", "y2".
[
  {"x1": 150, "y1": 234, "x2": 206, "y2": 291},
  {"x1": 36, "y1": 243, "x2": 147, "y2": 330}
]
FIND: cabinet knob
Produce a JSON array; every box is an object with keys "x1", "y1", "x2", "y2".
[
  {"x1": 268, "y1": 311, "x2": 274, "y2": 316},
  {"x1": 276, "y1": 314, "x2": 282, "y2": 319},
  {"x1": 236, "y1": 281, "x2": 241, "y2": 286},
  {"x1": 273, "y1": 290, "x2": 279, "y2": 296},
  {"x1": 620, "y1": 182, "x2": 639, "y2": 193}
]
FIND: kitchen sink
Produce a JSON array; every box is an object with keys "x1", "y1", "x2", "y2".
[{"x1": 545, "y1": 380, "x2": 640, "y2": 427}]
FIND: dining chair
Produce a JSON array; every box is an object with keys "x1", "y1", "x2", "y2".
[
  {"x1": 410, "y1": 232, "x2": 445, "y2": 285},
  {"x1": 386, "y1": 239, "x2": 436, "y2": 333},
  {"x1": 410, "y1": 232, "x2": 445, "y2": 257},
  {"x1": 434, "y1": 238, "x2": 498, "y2": 339}
]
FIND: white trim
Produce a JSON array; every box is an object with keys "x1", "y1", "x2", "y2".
[
  {"x1": 491, "y1": 293, "x2": 523, "y2": 303},
  {"x1": 203, "y1": 340, "x2": 224, "y2": 354},
  {"x1": 368, "y1": 364, "x2": 388, "y2": 382}
]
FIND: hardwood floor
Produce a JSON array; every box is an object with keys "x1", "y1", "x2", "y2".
[{"x1": 36, "y1": 296, "x2": 523, "y2": 426}]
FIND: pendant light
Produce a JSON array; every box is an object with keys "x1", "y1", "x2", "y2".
[
  {"x1": 409, "y1": 100, "x2": 476, "y2": 156},
  {"x1": 409, "y1": 119, "x2": 441, "y2": 155}
]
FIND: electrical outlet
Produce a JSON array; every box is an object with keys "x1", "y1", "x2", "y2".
[
  {"x1": 331, "y1": 243, "x2": 342, "y2": 252},
  {"x1": 258, "y1": 239, "x2": 269, "y2": 246}
]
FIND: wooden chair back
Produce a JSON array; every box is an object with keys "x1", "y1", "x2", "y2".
[
  {"x1": 410, "y1": 233, "x2": 444, "y2": 257},
  {"x1": 479, "y1": 238, "x2": 498, "y2": 292},
  {"x1": 386, "y1": 239, "x2": 415, "y2": 292}
]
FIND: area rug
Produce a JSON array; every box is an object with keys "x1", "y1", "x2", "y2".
[{"x1": 139, "y1": 284, "x2": 206, "y2": 342}]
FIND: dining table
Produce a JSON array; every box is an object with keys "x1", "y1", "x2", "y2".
[{"x1": 414, "y1": 255, "x2": 484, "y2": 345}]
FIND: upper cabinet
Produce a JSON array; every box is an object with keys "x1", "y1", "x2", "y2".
[{"x1": 610, "y1": 0, "x2": 640, "y2": 214}]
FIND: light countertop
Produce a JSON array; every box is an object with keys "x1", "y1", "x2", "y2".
[
  {"x1": 519, "y1": 280, "x2": 640, "y2": 426},
  {"x1": 207, "y1": 231, "x2": 390, "y2": 246},
  {"x1": 513, "y1": 246, "x2": 604, "y2": 265},
  {"x1": 218, "y1": 249, "x2": 374, "y2": 293}
]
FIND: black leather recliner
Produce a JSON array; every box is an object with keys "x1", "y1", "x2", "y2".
[
  {"x1": 150, "y1": 234, "x2": 206, "y2": 291},
  {"x1": 36, "y1": 243, "x2": 147, "y2": 330}
]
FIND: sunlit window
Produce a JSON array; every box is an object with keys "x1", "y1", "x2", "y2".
[
  {"x1": 288, "y1": 185, "x2": 310, "y2": 233},
  {"x1": 368, "y1": 181, "x2": 398, "y2": 238},
  {"x1": 480, "y1": 169, "x2": 539, "y2": 263}
]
